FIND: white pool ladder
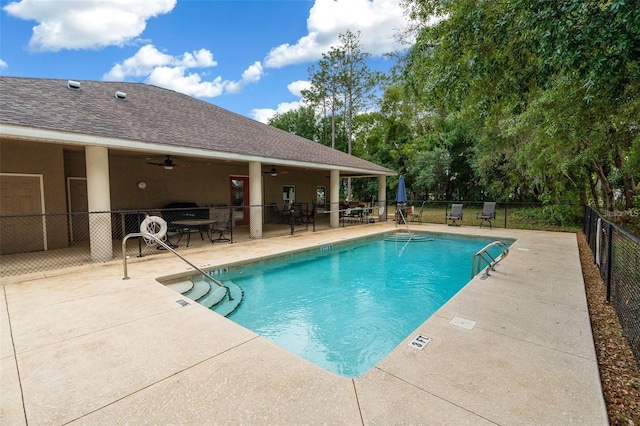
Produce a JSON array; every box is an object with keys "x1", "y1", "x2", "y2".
[{"x1": 471, "y1": 241, "x2": 510, "y2": 279}]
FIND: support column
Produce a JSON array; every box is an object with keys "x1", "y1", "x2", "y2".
[
  {"x1": 378, "y1": 175, "x2": 387, "y2": 220},
  {"x1": 85, "y1": 146, "x2": 113, "y2": 262},
  {"x1": 248, "y1": 161, "x2": 263, "y2": 239},
  {"x1": 330, "y1": 169, "x2": 340, "y2": 228}
]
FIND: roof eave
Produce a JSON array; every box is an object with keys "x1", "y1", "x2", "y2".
[{"x1": 0, "y1": 124, "x2": 396, "y2": 176}]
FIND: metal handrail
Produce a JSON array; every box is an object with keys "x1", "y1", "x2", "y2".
[
  {"x1": 395, "y1": 206, "x2": 412, "y2": 235},
  {"x1": 471, "y1": 240, "x2": 510, "y2": 278},
  {"x1": 122, "y1": 232, "x2": 232, "y2": 300}
]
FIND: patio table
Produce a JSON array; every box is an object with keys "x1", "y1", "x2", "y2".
[{"x1": 170, "y1": 219, "x2": 218, "y2": 246}]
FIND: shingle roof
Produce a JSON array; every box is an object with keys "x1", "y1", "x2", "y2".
[{"x1": 0, "y1": 76, "x2": 393, "y2": 174}]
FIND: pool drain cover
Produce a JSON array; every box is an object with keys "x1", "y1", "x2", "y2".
[{"x1": 449, "y1": 316, "x2": 476, "y2": 330}]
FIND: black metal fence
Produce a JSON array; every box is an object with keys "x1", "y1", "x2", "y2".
[
  {"x1": 584, "y1": 205, "x2": 640, "y2": 369},
  {"x1": 398, "y1": 200, "x2": 583, "y2": 229}
]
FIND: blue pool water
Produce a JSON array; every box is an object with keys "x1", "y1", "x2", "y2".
[{"x1": 212, "y1": 233, "x2": 502, "y2": 377}]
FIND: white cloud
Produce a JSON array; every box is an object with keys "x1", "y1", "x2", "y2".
[
  {"x1": 250, "y1": 81, "x2": 311, "y2": 123},
  {"x1": 287, "y1": 80, "x2": 312, "y2": 97},
  {"x1": 103, "y1": 44, "x2": 216, "y2": 80},
  {"x1": 250, "y1": 100, "x2": 305, "y2": 124},
  {"x1": 251, "y1": 108, "x2": 277, "y2": 124},
  {"x1": 225, "y1": 61, "x2": 263, "y2": 94},
  {"x1": 147, "y1": 66, "x2": 226, "y2": 98},
  {"x1": 3, "y1": 0, "x2": 176, "y2": 51},
  {"x1": 0, "y1": 59, "x2": 7, "y2": 69},
  {"x1": 249, "y1": 81, "x2": 311, "y2": 123},
  {"x1": 103, "y1": 44, "x2": 264, "y2": 99},
  {"x1": 264, "y1": 0, "x2": 409, "y2": 68}
]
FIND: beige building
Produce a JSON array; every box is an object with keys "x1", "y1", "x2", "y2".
[{"x1": 0, "y1": 76, "x2": 394, "y2": 259}]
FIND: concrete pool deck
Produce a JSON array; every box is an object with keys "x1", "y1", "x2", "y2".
[{"x1": 1, "y1": 223, "x2": 608, "y2": 425}]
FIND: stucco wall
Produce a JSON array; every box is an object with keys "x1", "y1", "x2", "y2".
[
  {"x1": 1, "y1": 139, "x2": 342, "y2": 254},
  {"x1": 2, "y1": 139, "x2": 338, "y2": 215},
  {"x1": 0, "y1": 139, "x2": 69, "y2": 249},
  {"x1": 61, "y1": 149, "x2": 332, "y2": 211},
  {"x1": 263, "y1": 171, "x2": 330, "y2": 208},
  {"x1": 108, "y1": 155, "x2": 231, "y2": 210}
]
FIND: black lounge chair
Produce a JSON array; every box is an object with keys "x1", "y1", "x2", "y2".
[
  {"x1": 410, "y1": 201, "x2": 426, "y2": 223},
  {"x1": 477, "y1": 202, "x2": 496, "y2": 228},
  {"x1": 301, "y1": 203, "x2": 316, "y2": 225},
  {"x1": 446, "y1": 203, "x2": 463, "y2": 226},
  {"x1": 211, "y1": 208, "x2": 233, "y2": 242}
]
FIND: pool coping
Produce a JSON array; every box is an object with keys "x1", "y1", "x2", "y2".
[{"x1": 1, "y1": 223, "x2": 608, "y2": 424}]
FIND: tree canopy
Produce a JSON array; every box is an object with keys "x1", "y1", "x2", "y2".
[
  {"x1": 401, "y1": 0, "x2": 639, "y2": 209},
  {"x1": 268, "y1": 2, "x2": 639, "y2": 217}
]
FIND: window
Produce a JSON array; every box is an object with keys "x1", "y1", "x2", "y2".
[{"x1": 283, "y1": 185, "x2": 295, "y2": 205}]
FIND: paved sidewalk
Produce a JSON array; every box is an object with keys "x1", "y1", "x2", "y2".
[{"x1": 1, "y1": 224, "x2": 608, "y2": 425}]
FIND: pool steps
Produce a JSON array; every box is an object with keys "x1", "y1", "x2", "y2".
[
  {"x1": 212, "y1": 281, "x2": 243, "y2": 317},
  {"x1": 198, "y1": 286, "x2": 228, "y2": 308},
  {"x1": 166, "y1": 281, "x2": 193, "y2": 294},
  {"x1": 167, "y1": 279, "x2": 243, "y2": 317},
  {"x1": 183, "y1": 280, "x2": 211, "y2": 300}
]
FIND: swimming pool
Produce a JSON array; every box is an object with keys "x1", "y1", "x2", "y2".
[{"x1": 206, "y1": 233, "x2": 507, "y2": 377}]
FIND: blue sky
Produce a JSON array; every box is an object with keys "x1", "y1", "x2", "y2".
[{"x1": 0, "y1": 0, "x2": 413, "y2": 122}]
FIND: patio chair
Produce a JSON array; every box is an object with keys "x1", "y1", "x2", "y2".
[
  {"x1": 446, "y1": 203, "x2": 463, "y2": 226},
  {"x1": 301, "y1": 203, "x2": 316, "y2": 225},
  {"x1": 410, "y1": 201, "x2": 426, "y2": 223},
  {"x1": 292, "y1": 203, "x2": 305, "y2": 225},
  {"x1": 211, "y1": 208, "x2": 233, "y2": 242},
  {"x1": 477, "y1": 202, "x2": 496, "y2": 228},
  {"x1": 395, "y1": 205, "x2": 408, "y2": 224},
  {"x1": 344, "y1": 208, "x2": 354, "y2": 223},
  {"x1": 278, "y1": 202, "x2": 297, "y2": 224}
]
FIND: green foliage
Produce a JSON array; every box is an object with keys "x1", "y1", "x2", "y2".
[
  {"x1": 400, "y1": 0, "x2": 639, "y2": 209},
  {"x1": 410, "y1": 145, "x2": 451, "y2": 199},
  {"x1": 510, "y1": 204, "x2": 583, "y2": 229},
  {"x1": 268, "y1": 106, "x2": 320, "y2": 142},
  {"x1": 267, "y1": 2, "x2": 638, "y2": 213},
  {"x1": 302, "y1": 30, "x2": 381, "y2": 157}
]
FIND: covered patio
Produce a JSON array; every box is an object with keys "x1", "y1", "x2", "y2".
[
  {"x1": 1, "y1": 76, "x2": 394, "y2": 268},
  {"x1": 0, "y1": 209, "x2": 387, "y2": 278}
]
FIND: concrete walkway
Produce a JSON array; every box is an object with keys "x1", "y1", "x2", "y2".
[{"x1": 1, "y1": 224, "x2": 608, "y2": 425}]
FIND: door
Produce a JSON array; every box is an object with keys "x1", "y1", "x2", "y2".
[
  {"x1": 230, "y1": 176, "x2": 249, "y2": 226},
  {"x1": 316, "y1": 186, "x2": 326, "y2": 212},
  {"x1": 0, "y1": 174, "x2": 46, "y2": 254},
  {"x1": 67, "y1": 177, "x2": 89, "y2": 243}
]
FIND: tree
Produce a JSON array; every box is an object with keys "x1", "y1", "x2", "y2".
[
  {"x1": 400, "y1": 0, "x2": 640, "y2": 211},
  {"x1": 302, "y1": 48, "x2": 344, "y2": 149},
  {"x1": 267, "y1": 106, "x2": 319, "y2": 142},
  {"x1": 302, "y1": 30, "x2": 383, "y2": 200}
]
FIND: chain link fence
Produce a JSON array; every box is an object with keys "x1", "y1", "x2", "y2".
[
  {"x1": 584, "y1": 205, "x2": 640, "y2": 369},
  {"x1": 0, "y1": 202, "x2": 380, "y2": 278},
  {"x1": 2, "y1": 200, "x2": 584, "y2": 279}
]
